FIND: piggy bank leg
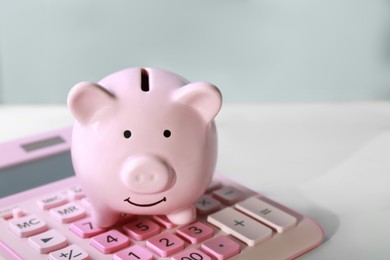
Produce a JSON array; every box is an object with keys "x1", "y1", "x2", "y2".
[
  {"x1": 90, "y1": 205, "x2": 121, "y2": 228},
  {"x1": 167, "y1": 206, "x2": 196, "y2": 225}
]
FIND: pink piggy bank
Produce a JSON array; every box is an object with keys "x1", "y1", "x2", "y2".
[{"x1": 67, "y1": 68, "x2": 222, "y2": 227}]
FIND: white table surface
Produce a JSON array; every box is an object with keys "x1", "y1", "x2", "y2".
[{"x1": 1, "y1": 102, "x2": 390, "y2": 259}]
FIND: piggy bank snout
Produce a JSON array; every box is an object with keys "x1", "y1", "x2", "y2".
[{"x1": 121, "y1": 155, "x2": 175, "y2": 194}]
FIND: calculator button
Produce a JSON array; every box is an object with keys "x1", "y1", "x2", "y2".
[
  {"x1": 67, "y1": 186, "x2": 85, "y2": 200},
  {"x1": 49, "y1": 244, "x2": 88, "y2": 260},
  {"x1": 113, "y1": 245, "x2": 154, "y2": 260},
  {"x1": 213, "y1": 186, "x2": 244, "y2": 205},
  {"x1": 0, "y1": 206, "x2": 16, "y2": 220},
  {"x1": 176, "y1": 221, "x2": 214, "y2": 244},
  {"x1": 79, "y1": 198, "x2": 92, "y2": 211},
  {"x1": 69, "y1": 218, "x2": 106, "y2": 238},
  {"x1": 37, "y1": 194, "x2": 68, "y2": 210},
  {"x1": 172, "y1": 248, "x2": 212, "y2": 260},
  {"x1": 196, "y1": 194, "x2": 222, "y2": 215},
  {"x1": 152, "y1": 215, "x2": 175, "y2": 229},
  {"x1": 12, "y1": 207, "x2": 25, "y2": 218},
  {"x1": 201, "y1": 235, "x2": 240, "y2": 260},
  {"x1": 50, "y1": 202, "x2": 86, "y2": 223},
  {"x1": 8, "y1": 215, "x2": 48, "y2": 237},
  {"x1": 28, "y1": 229, "x2": 67, "y2": 254},
  {"x1": 146, "y1": 233, "x2": 185, "y2": 257},
  {"x1": 208, "y1": 207, "x2": 273, "y2": 246},
  {"x1": 235, "y1": 196, "x2": 297, "y2": 233},
  {"x1": 206, "y1": 179, "x2": 222, "y2": 192},
  {"x1": 90, "y1": 229, "x2": 130, "y2": 254},
  {"x1": 123, "y1": 218, "x2": 160, "y2": 241}
]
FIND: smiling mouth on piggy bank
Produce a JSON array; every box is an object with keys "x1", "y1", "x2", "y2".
[{"x1": 123, "y1": 197, "x2": 167, "y2": 207}]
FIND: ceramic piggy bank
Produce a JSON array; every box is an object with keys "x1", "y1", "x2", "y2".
[{"x1": 67, "y1": 68, "x2": 222, "y2": 227}]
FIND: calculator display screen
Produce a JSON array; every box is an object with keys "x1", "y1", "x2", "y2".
[{"x1": 0, "y1": 151, "x2": 75, "y2": 198}]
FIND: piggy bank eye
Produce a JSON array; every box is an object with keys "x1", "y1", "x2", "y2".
[
  {"x1": 163, "y1": 130, "x2": 171, "y2": 138},
  {"x1": 123, "y1": 130, "x2": 132, "y2": 139}
]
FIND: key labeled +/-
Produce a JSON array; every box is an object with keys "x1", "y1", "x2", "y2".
[
  {"x1": 49, "y1": 244, "x2": 88, "y2": 260},
  {"x1": 208, "y1": 207, "x2": 272, "y2": 246},
  {"x1": 235, "y1": 197, "x2": 297, "y2": 233}
]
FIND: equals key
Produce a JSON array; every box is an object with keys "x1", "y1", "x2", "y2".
[{"x1": 235, "y1": 197, "x2": 297, "y2": 233}]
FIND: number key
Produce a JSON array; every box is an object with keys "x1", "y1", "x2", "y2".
[
  {"x1": 123, "y1": 219, "x2": 160, "y2": 241},
  {"x1": 49, "y1": 244, "x2": 88, "y2": 260},
  {"x1": 90, "y1": 230, "x2": 130, "y2": 254},
  {"x1": 69, "y1": 218, "x2": 106, "y2": 238},
  {"x1": 176, "y1": 221, "x2": 214, "y2": 244},
  {"x1": 146, "y1": 233, "x2": 185, "y2": 257},
  {"x1": 113, "y1": 245, "x2": 154, "y2": 260},
  {"x1": 172, "y1": 248, "x2": 212, "y2": 260}
]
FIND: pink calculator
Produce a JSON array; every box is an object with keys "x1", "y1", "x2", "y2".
[{"x1": 0, "y1": 127, "x2": 323, "y2": 259}]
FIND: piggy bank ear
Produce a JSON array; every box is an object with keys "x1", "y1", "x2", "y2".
[
  {"x1": 67, "y1": 82, "x2": 115, "y2": 126},
  {"x1": 173, "y1": 82, "x2": 222, "y2": 123}
]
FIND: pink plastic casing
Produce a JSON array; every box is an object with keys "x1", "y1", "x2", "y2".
[{"x1": 67, "y1": 68, "x2": 222, "y2": 228}]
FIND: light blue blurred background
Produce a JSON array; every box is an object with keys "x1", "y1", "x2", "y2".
[{"x1": 0, "y1": 0, "x2": 389, "y2": 104}]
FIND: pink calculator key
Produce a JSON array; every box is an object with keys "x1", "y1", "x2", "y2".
[
  {"x1": 153, "y1": 215, "x2": 175, "y2": 229},
  {"x1": 213, "y1": 186, "x2": 244, "y2": 205},
  {"x1": 8, "y1": 215, "x2": 48, "y2": 237},
  {"x1": 28, "y1": 229, "x2": 68, "y2": 254},
  {"x1": 37, "y1": 194, "x2": 68, "y2": 210},
  {"x1": 123, "y1": 218, "x2": 160, "y2": 241},
  {"x1": 90, "y1": 229, "x2": 130, "y2": 254},
  {"x1": 113, "y1": 245, "x2": 154, "y2": 260},
  {"x1": 172, "y1": 248, "x2": 212, "y2": 260},
  {"x1": 50, "y1": 202, "x2": 86, "y2": 223},
  {"x1": 177, "y1": 221, "x2": 214, "y2": 244},
  {"x1": 69, "y1": 218, "x2": 106, "y2": 238},
  {"x1": 146, "y1": 233, "x2": 185, "y2": 257},
  {"x1": 201, "y1": 236, "x2": 241, "y2": 260}
]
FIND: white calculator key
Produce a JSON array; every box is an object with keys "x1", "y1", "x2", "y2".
[
  {"x1": 37, "y1": 194, "x2": 68, "y2": 210},
  {"x1": 67, "y1": 186, "x2": 85, "y2": 200},
  {"x1": 206, "y1": 179, "x2": 222, "y2": 192},
  {"x1": 213, "y1": 186, "x2": 244, "y2": 205},
  {"x1": 12, "y1": 207, "x2": 25, "y2": 218},
  {"x1": 28, "y1": 229, "x2": 68, "y2": 254},
  {"x1": 196, "y1": 194, "x2": 222, "y2": 215},
  {"x1": 49, "y1": 244, "x2": 89, "y2": 260},
  {"x1": 0, "y1": 206, "x2": 16, "y2": 220},
  {"x1": 235, "y1": 197, "x2": 297, "y2": 233},
  {"x1": 8, "y1": 215, "x2": 48, "y2": 237},
  {"x1": 208, "y1": 207, "x2": 273, "y2": 246},
  {"x1": 50, "y1": 202, "x2": 86, "y2": 223}
]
